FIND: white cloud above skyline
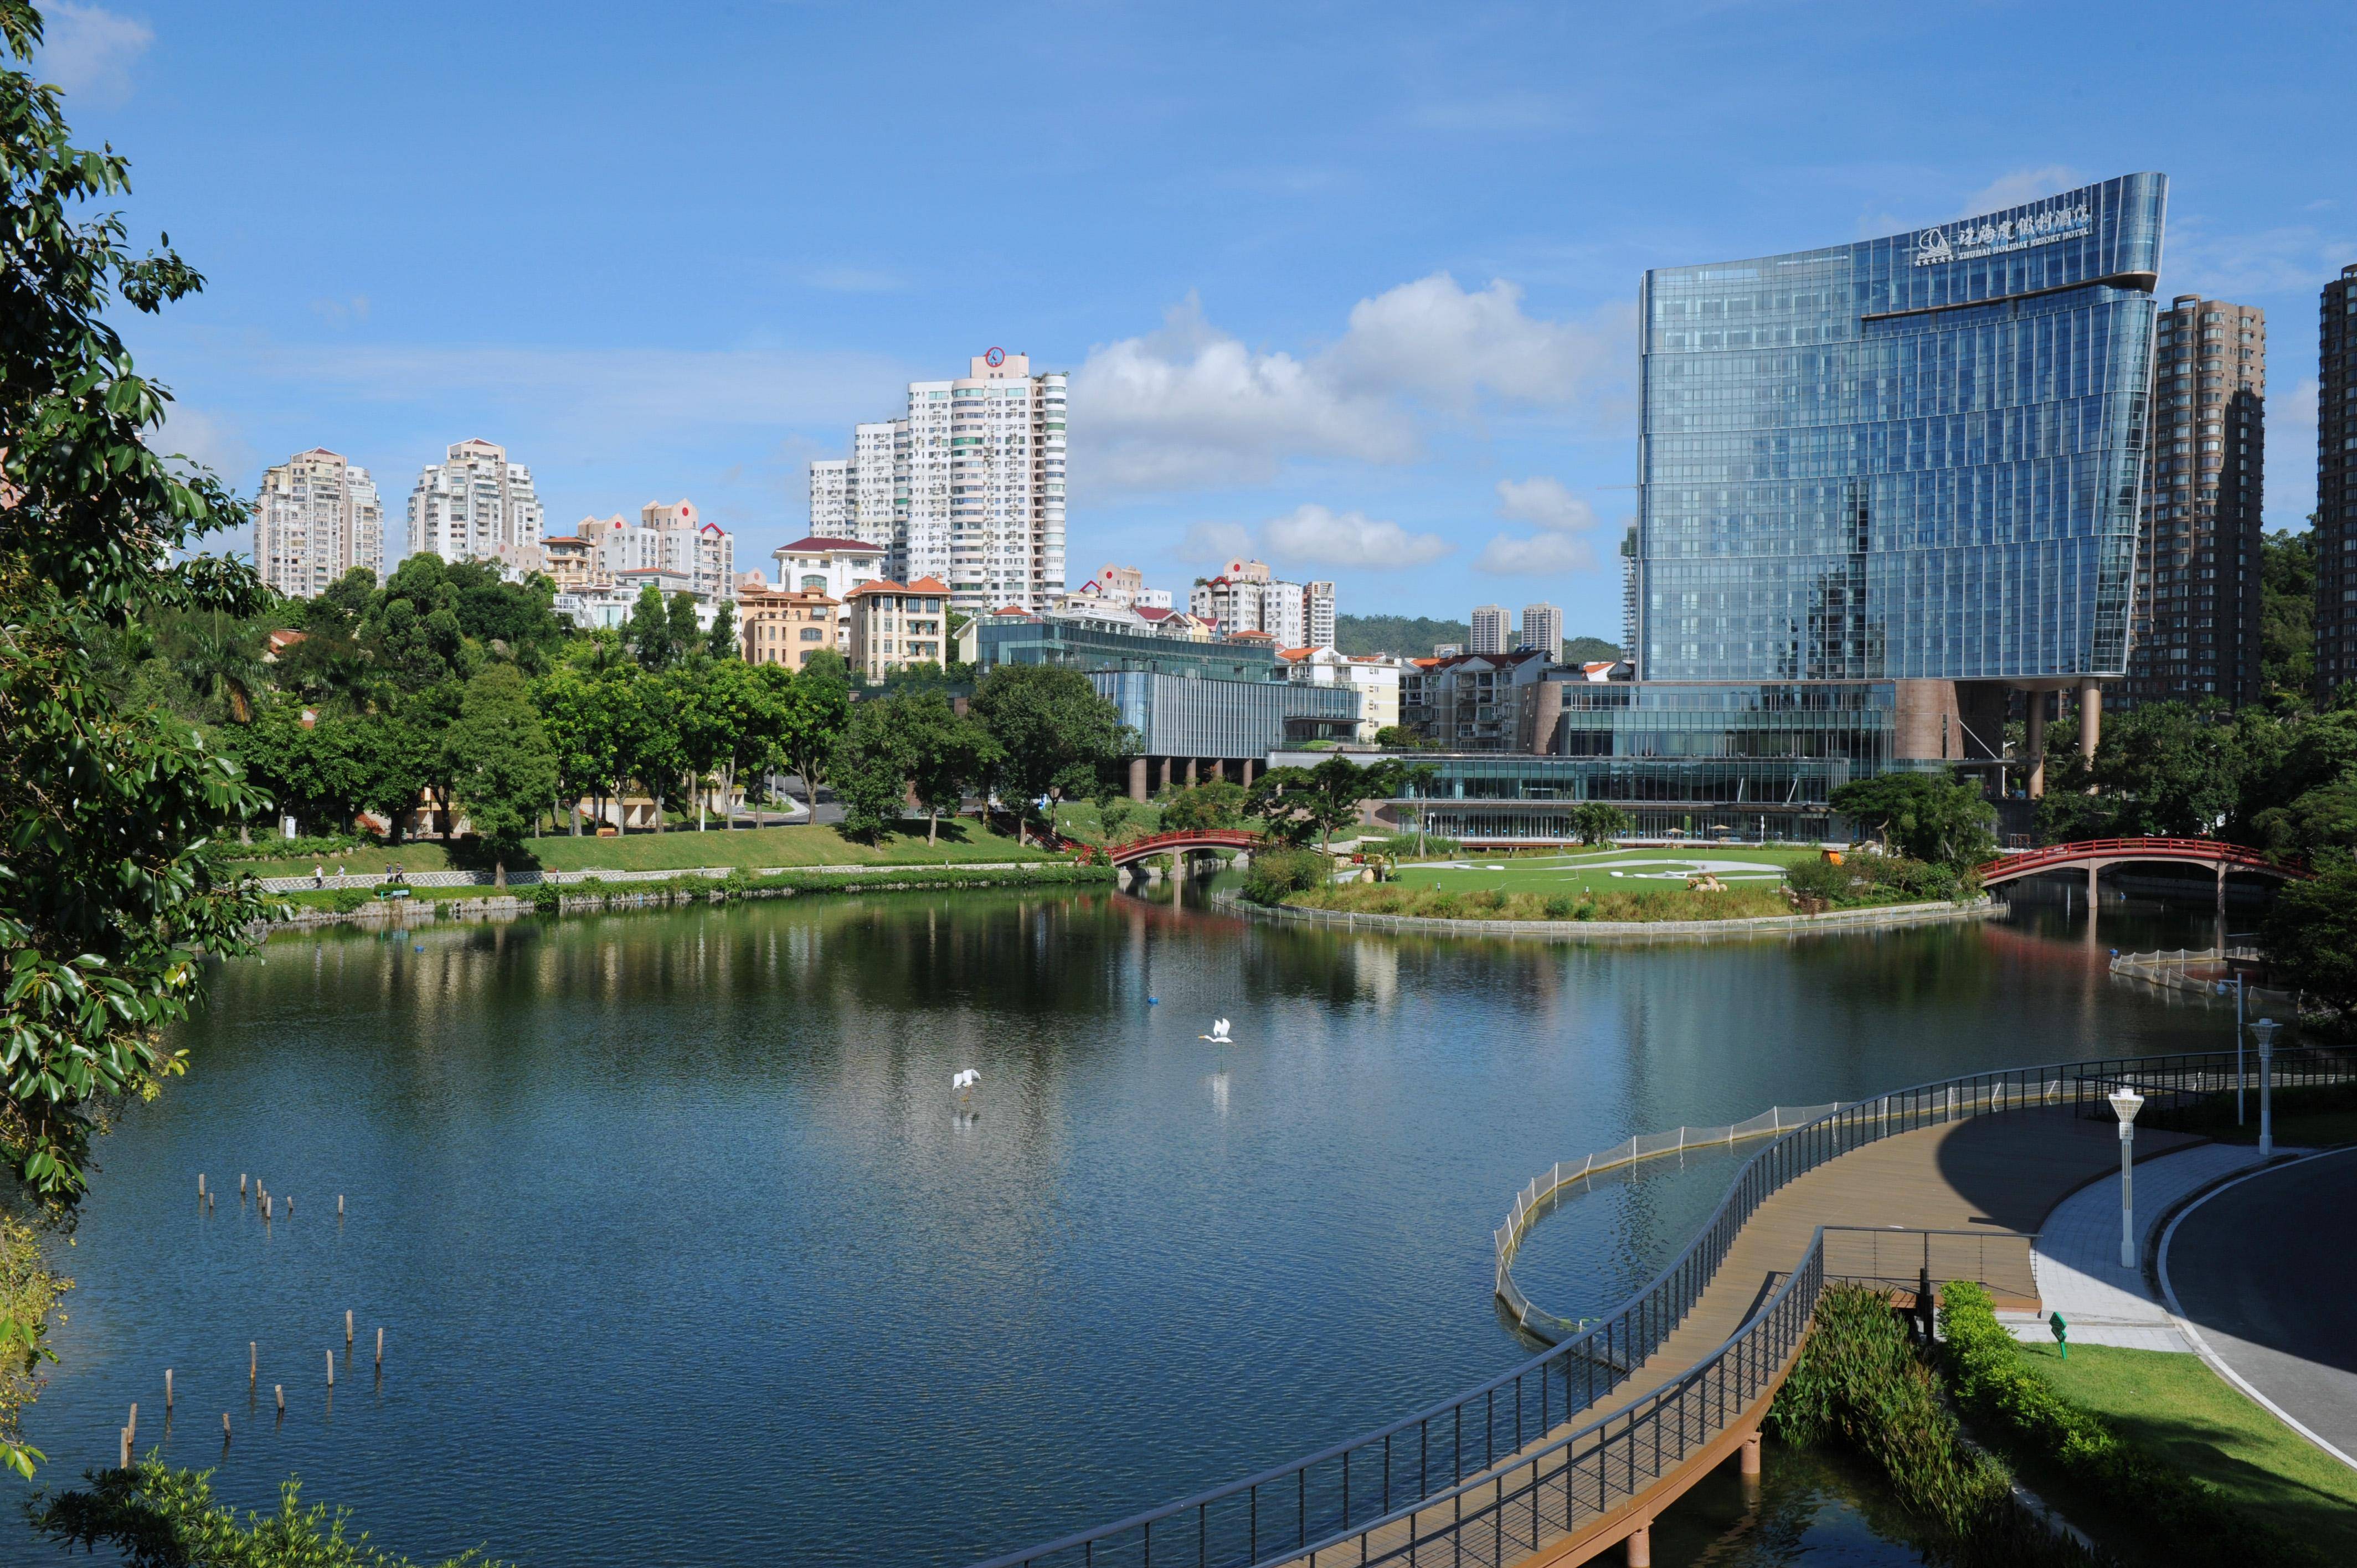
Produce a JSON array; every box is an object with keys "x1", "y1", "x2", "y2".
[
  {"x1": 1070, "y1": 276, "x2": 1627, "y2": 498},
  {"x1": 37, "y1": 2, "x2": 151, "y2": 105},
  {"x1": 1957, "y1": 165, "x2": 2082, "y2": 218},
  {"x1": 1177, "y1": 505, "x2": 1452, "y2": 573}
]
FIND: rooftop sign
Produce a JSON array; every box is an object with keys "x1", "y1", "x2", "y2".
[{"x1": 1914, "y1": 202, "x2": 2091, "y2": 267}]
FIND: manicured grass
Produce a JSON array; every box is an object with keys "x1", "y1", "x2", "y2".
[
  {"x1": 2008, "y1": 1342, "x2": 2357, "y2": 1563},
  {"x1": 1385, "y1": 846, "x2": 1822, "y2": 899},
  {"x1": 1049, "y1": 798, "x2": 1166, "y2": 845},
  {"x1": 232, "y1": 820, "x2": 1059, "y2": 878}
]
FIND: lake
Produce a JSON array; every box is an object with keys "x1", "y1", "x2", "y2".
[{"x1": 12, "y1": 886, "x2": 2231, "y2": 1566}]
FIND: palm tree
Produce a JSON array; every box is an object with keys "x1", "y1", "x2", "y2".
[{"x1": 171, "y1": 617, "x2": 267, "y2": 724}]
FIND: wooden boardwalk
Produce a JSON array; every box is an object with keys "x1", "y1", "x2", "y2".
[{"x1": 1298, "y1": 1105, "x2": 2201, "y2": 1568}]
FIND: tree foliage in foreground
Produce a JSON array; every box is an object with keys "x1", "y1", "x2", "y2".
[
  {"x1": 0, "y1": 0, "x2": 278, "y2": 1477},
  {"x1": 1829, "y1": 772, "x2": 1996, "y2": 870},
  {"x1": 29, "y1": 1462, "x2": 505, "y2": 1568}
]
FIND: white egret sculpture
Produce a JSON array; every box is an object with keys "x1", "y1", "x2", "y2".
[
  {"x1": 952, "y1": 1069, "x2": 980, "y2": 1102},
  {"x1": 1198, "y1": 1019, "x2": 1233, "y2": 1045}
]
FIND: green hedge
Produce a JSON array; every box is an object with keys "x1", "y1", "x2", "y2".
[
  {"x1": 1940, "y1": 1281, "x2": 2323, "y2": 1567},
  {"x1": 1241, "y1": 847, "x2": 1330, "y2": 905}
]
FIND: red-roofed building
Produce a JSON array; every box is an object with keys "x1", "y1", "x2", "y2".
[{"x1": 845, "y1": 575, "x2": 951, "y2": 678}]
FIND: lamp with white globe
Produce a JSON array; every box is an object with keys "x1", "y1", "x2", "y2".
[{"x1": 2109, "y1": 1085, "x2": 2143, "y2": 1270}]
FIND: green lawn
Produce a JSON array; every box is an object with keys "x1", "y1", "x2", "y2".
[
  {"x1": 233, "y1": 820, "x2": 1059, "y2": 877},
  {"x1": 2009, "y1": 1342, "x2": 2357, "y2": 1563},
  {"x1": 1384, "y1": 845, "x2": 1820, "y2": 898},
  {"x1": 1049, "y1": 798, "x2": 1166, "y2": 845}
]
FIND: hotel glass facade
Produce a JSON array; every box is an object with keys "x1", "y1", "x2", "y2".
[{"x1": 1637, "y1": 173, "x2": 2165, "y2": 684}]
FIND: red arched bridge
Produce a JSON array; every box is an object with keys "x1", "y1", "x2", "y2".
[
  {"x1": 1977, "y1": 837, "x2": 2309, "y2": 889},
  {"x1": 1094, "y1": 827, "x2": 1266, "y2": 867}
]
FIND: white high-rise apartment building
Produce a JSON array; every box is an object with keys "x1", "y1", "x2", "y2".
[
  {"x1": 1469, "y1": 604, "x2": 1511, "y2": 656},
  {"x1": 810, "y1": 461, "x2": 852, "y2": 535},
  {"x1": 253, "y1": 448, "x2": 383, "y2": 596},
  {"x1": 580, "y1": 500, "x2": 736, "y2": 602},
  {"x1": 1263, "y1": 578, "x2": 1307, "y2": 648},
  {"x1": 810, "y1": 350, "x2": 1066, "y2": 611},
  {"x1": 851, "y1": 421, "x2": 899, "y2": 548},
  {"x1": 1519, "y1": 602, "x2": 1565, "y2": 657},
  {"x1": 408, "y1": 439, "x2": 545, "y2": 578},
  {"x1": 1306, "y1": 581, "x2": 1336, "y2": 649}
]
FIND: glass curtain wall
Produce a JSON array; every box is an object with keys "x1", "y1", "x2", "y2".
[{"x1": 1638, "y1": 173, "x2": 2164, "y2": 683}]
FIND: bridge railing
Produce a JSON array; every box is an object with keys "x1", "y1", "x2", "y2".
[
  {"x1": 968, "y1": 1045, "x2": 2357, "y2": 1568},
  {"x1": 1978, "y1": 836, "x2": 2301, "y2": 882}
]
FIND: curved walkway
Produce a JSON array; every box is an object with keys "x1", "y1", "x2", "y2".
[
  {"x1": 1305, "y1": 1107, "x2": 2200, "y2": 1568},
  {"x1": 2163, "y1": 1147, "x2": 2357, "y2": 1464}
]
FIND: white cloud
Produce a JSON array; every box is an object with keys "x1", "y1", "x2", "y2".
[
  {"x1": 1260, "y1": 503, "x2": 1450, "y2": 570},
  {"x1": 2166, "y1": 220, "x2": 2357, "y2": 299},
  {"x1": 1475, "y1": 532, "x2": 1597, "y2": 575},
  {"x1": 1958, "y1": 165, "x2": 2081, "y2": 218},
  {"x1": 1324, "y1": 275, "x2": 1622, "y2": 409},
  {"x1": 1494, "y1": 475, "x2": 1597, "y2": 533},
  {"x1": 1071, "y1": 294, "x2": 1411, "y2": 493},
  {"x1": 156, "y1": 403, "x2": 258, "y2": 559},
  {"x1": 1071, "y1": 277, "x2": 1624, "y2": 497},
  {"x1": 37, "y1": 3, "x2": 152, "y2": 105},
  {"x1": 2267, "y1": 376, "x2": 2320, "y2": 530},
  {"x1": 1180, "y1": 519, "x2": 1254, "y2": 561}
]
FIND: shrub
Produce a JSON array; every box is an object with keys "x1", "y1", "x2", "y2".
[
  {"x1": 528, "y1": 881, "x2": 562, "y2": 914},
  {"x1": 1241, "y1": 847, "x2": 1330, "y2": 904},
  {"x1": 1543, "y1": 895, "x2": 1575, "y2": 919},
  {"x1": 1784, "y1": 859, "x2": 1854, "y2": 903},
  {"x1": 326, "y1": 888, "x2": 370, "y2": 914},
  {"x1": 1940, "y1": 1281, "x2": 2321, "y2": 1566}
]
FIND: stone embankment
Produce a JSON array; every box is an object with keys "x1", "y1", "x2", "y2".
[{"x1": 1214, "y1": 889, "x2": 1995, "y2": 942}]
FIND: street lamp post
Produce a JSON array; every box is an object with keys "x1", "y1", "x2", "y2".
[
  {"x1": 2252, "y1": 1018, "x2": 2280, "y2": 1160},
  {"x1": 2110, "y1": 1086, "x2": 2144, "y2": 1270},
  {"x1": 2217, "y1": 973, "x2": 2246, "y2": 1124}
]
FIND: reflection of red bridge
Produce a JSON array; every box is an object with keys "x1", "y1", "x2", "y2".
[
  {"x1": 1977, "y1": 837, "x2": 2308, "y2": 890},
  {"x1": 1097, "y1": 828, "x2": 1265, "y2": 868}
]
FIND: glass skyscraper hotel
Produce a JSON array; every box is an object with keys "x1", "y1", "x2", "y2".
[
  {"x1": 1360, "y1": 177, "x2": 2168, "y2": 844},
  {"x1": 1635, "y1": 173, "x2": 2164, "y2": 687}
]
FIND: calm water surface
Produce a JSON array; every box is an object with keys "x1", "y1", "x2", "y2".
[{"x1": 13, "y1": 887, "x2": 2231, "y2": 1566}]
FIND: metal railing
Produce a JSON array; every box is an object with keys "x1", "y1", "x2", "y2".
[
  {"x1": 968, "y1": 1045, "x2": 2357, "y2": 1568},
  {"x1": 1978, "y1": 836, "x2": 2306, "y2": 883},
  {"x1": 1495, "y1": 1106, "x2": 1842, "y2": 1343},
  {"x1": 1821, "y1": 1226, "x2": 2038, "y2": 1303}
]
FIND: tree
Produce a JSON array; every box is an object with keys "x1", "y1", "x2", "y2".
[
  {"x1": 361, "y1": 554, "x2": 470, "y2": 692},
  {"x1": 0, "y1": 0, "x2": 278, "y2": 1473},
  {"x1": 349, "y1": 709, "x2": 433, "y2": 844},
  {"x1": 233, "y1": 700, "x2": 367, "y2": 835},
  {"x1": 443, "y1": 665, "x2": 557, "y2": 883},
  {"x1": 1571, "y1": 801, "x2": 1629, "y2": 846},
  {"x1": 617, "y1": 667, "x2": 683, "y2": 832},
  {"x1": 899, "y1": 689, "x2": 997, "y2": 845},
  {"x1": 1161, "y1": 779, "x2": 1246, "y2": 831},
  {"x1": 32, "y1": 1461, "x2": 507, "y2": 1567},
  {"x1": 533, "y1": 664, "x2": 625, "y2": 837},
  {"x1": 2260, "y1": 524, "x2": 2318, "y2": 709},
  {"x1": 706, "y1": 597, "x2": 739, "y2": 661},
  {"x1": 775, "y1": 658, "x2": 851, "y2": 811},
  {"x1": 626, "y1": 582, "x2": 675, "y2": 672},
  {"x1": 832, "y1": 696, "x2": 913, "y2": 843},
  {"x1": 1246, "y1": 756, "x2": 1406, "y2": 852},
  {"x1": 969, "y1": 664, "x2": 1138, "y2": 844},
  {"x1": 2262, "y1": 866, "x2": 2357, "y2": 1014},
  {"x1": 2251, "y1": 775, "x2": 2357, "y2": 860},
  {"x1": 665, "y1": 591, "x2": 701, "y2": 664},
  {"x1": 1829, "y1": 772, "x2": 1996, "y2": 869},
  {"x1": 2086, "y1": 700, "x2": 2243, "y2": 837},
  {"x1": 1372, "y1": 724, "x2": 1429, "y2": 750}
]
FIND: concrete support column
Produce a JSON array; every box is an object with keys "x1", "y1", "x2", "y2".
[
  {"x1": 2079, "y1": 678, "x2": 2102, "y2": 795},
  {"x1": 1156, "y1": 756, "x2": 1171, "y2": 793},
  {"x1": 1242, "y1": 758, "x2": 1255, "y2": 787},
  {"x1": 1128, "y1": 756, "x2": 1148, "y2": 804},
  {"x1": 2025, "y1": 690, "x2": 2047, "y2": 801},
  {"x1": 1740, "y1": 1430, "x2": 1763, "y2": 1503},
  {"x1": 1185, "y1": 757, "x2": 1199, "y2": 787},
  {"x1": 1625, "y1": 1524, "x2": 1652, "y2": 1567}
]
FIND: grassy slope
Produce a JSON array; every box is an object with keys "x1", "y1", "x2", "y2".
[
  {"x1": 2006, "y1": 1341, "x2": 2357, "y2": 1563},
  {"x1": 233, "y1": 821, "x2": 1058, "y2": 877},
  {"x1": 1385, "y1": 846, "x2": 1820, "y2": 898}
]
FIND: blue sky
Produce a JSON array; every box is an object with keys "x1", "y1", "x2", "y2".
[{"x1": 35, "y1": 0, "x2": 2354, "y2": 637}]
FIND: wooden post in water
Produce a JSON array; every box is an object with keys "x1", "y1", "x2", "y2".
[
  {"x1": 274, "y1": 1384, "x2": 284, "y2": 1414},
  {"x1": 375, "y1": 1327, "x2": 383, "y2": 1369},
  {"x1": 325, "y1": 1349, "x2": 333, "y2": 1389},
  {"x1": 344, "y1": 1309, "x2": 353, "y2": 1347},
  {"x1": 222, "y1": 1412, "x2": 231, "y2": 1442},
  {"x1": 249, "y1": 1342, "x2": 257, "y2": 1385},
  {"x1": 286, "y1": 1195, "x2": 294, "y2": 1216},
  {"x1": 197, "y1": 1173, "x2": 204, "y2": 1198},
  {"x1": 164, "y1": 1369, "x2": 172, "y2": 1409},
  {"x1": 338, "y1": 1194, "x2": 345, "y2": 1218},
  {"x1": 239, "y1": 1173, "x2": 247, "y2": 1198},
  {"x1": 119, "y1": 1428, "x2": 130, "y2": 1469}
]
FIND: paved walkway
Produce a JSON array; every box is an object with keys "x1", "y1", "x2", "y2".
[
  {"x1": 1303, "y1": 1105, "x2": 2203, "y2": 1568},
  {"x1": 2164, "y1": 1147, "x2": 2357, "y2": 1464},
  {"x1": 2003, "y1": 1140, "x2": 2283, "y2": 1352}
]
